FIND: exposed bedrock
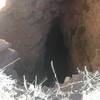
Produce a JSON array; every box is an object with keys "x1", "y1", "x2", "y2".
[
  {"x1": 0, "y1": 0, "x2": 99, "y2": 84},
  {"x1": 61, "y1": 0, "x2": 100, "y2": 71},
  {"x1": 0, "y1": 0, "x2": 64, "y2": 82}
]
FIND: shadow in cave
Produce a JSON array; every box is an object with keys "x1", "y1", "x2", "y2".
[{"x1": 44, "y1": 18, "x2": 77, "y2": 87}]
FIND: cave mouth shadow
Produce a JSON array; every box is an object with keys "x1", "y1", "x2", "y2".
[{"x1": 44, "y1": 18, "x2": 77, "y2": 86}]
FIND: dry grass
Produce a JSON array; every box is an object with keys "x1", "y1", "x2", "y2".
[{"x1": 0, "y1": 60, "x2": 100, "y2": 100}]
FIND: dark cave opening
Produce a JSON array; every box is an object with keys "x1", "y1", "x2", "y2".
[{"x1": 44, "y1": 18, "x2": 77, "y2": 86}]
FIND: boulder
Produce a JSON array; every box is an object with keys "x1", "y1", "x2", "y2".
[{"x1": 0, "y1": 0, "x2": 62, "y2": 82}]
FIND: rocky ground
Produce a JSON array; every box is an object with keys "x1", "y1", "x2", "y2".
[
  {"x1": 0, "y1": 39, "x2": 98, "y2": 100},
  {"x1": 0, "y1": 39, "x2": 84, "y2": 100}
]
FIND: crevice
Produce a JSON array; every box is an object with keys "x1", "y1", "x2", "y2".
[{"x1": 44, "y1": 18, "x2": 77, "y2": 86}]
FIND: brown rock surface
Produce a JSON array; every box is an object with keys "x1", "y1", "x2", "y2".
[{"x1": 61, "y1": 0, "x2": 100, "y2": 71}]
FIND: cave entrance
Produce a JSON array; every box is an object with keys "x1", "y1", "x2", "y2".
[{"x1": 44, "y1": 18, "x2": 77, "y2": 86}]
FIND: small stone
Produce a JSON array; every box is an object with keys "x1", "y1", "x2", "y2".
[
  {"x1": 69, "y1": 93, "x2": 83, "y2": 100},
  {"x1": 64, "y1": 77, "x2": 71, "y2": 83},
  {"x1": 72, "y1": 74, "x2": 81, "y2": 81}
]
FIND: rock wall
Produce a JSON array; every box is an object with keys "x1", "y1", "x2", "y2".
[
  {"x1": 0, "y1": 0, "x2": 64, "y2": 82},
  {"x1": 0, "y1": 0, "x2": 100, "y2": 83},
  {"x1": 61, "y1": 0, "x2": 100, "y2": 71}
]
